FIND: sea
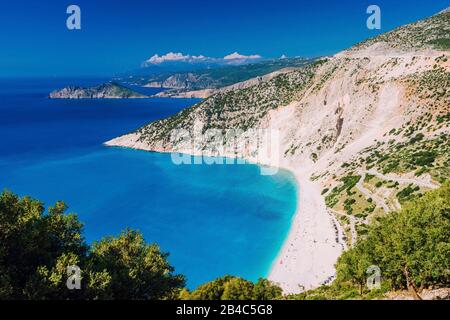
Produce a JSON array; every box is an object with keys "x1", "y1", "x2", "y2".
[{"x1": 0, "y1": 78, "x2": 297, "y2": 288}]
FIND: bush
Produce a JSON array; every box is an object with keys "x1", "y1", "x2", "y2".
[
  {"x1": 185, "y1": 277, "x2": 282, "y2": 300},
  {"x1": 411, "y1": 151, "x2": 436, "y2": 166},
  {"x1": 0, "y1": 190, "x2": 184, "y2": 300},
  {"x1": 334, "y1": 183, "x2": 450, "y2": 299}
]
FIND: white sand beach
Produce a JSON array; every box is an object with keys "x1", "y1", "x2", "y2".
[
  {"x1": 105, "y1": 134, "x2": 348, "y2": 295},
  {"x1": 267, "y1": 167, "x2": 347, "y2": 294}
]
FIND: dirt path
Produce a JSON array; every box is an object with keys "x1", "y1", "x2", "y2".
[
  {"x1": 330, "y1": 209, "x2": 361, "y2": 246},
  {"x1": 356, "y1": 172, "x2": 391, "y2": 213},
  {"x1": 365, "y1": 169, "x2": 440, "y2": 190}
]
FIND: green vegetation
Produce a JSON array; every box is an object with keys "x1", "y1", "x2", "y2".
[
  {"x1": 288, "y1": 282, "x2": 389, "y2": 300},
  {"x1": 137, "y1": 61, "x2": 322, "y2": 143},
  {"x1": 0, "y1": 190, "x2": 184, "y2": 299},
  {"x1": 325, "y1": 175, "x2": 361, "y2": 208},
  {"x1": 427, "y1": 38, "x2": 450, "y2": 50},
  {"x1": 181, "y1": 277, "x2": 282, "y2": 300},
  {"x1": 365, "y1": 134, "x2": 450, "y2": 182},
  {"x1": 0, "y1": 190, "x2": 281, "y2": 300},
  {"x1": 318, "y1": 183, "x2": 450, "y2": 299},
  {"x1": 351, "y1": 11, "x2": 450, "y2": 51},
  {"x1": 9, "y1": 184, "x2": 448, "y2": 300}
]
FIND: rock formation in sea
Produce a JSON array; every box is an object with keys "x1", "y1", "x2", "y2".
[{"x1": 50, "y1": 82, "x2": 148, "y2": 99}]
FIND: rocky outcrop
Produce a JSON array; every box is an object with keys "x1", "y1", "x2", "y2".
[
  {"x1": 153, "y1": 67, "x2": 299, "y2": 98},
  {"x1": 50, "y1": 82, "x2": 148, "y2": 99}
]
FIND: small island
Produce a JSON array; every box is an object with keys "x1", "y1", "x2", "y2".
[{"x1": 49, "y1": 82, "x2": 148, "y2": 99}]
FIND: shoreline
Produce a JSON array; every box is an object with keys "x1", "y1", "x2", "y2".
[
  {"x1": 105, "y1": 137, "x2": 346, "y2": 294},
  {"x1": 267, "y1": 167, "x2": 346, "y2": 294}
]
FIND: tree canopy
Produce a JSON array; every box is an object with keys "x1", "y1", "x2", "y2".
[
  {"x1": 182, "y1": 276, "x2": 282, "y2": 300},
  {"x1": 335, "y1": 182, "x2": 450, "y2": 299},
  {"x1": 1, "y1": 182, "x2": 449, "y2": 300},
  {"x1": 0, "y1": 190, "x2": 184, "y2": 300}
]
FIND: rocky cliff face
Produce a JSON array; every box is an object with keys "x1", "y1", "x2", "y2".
[
  {"x1": 153, "y1": 67, "x2": 299, "y2": 98},
  {"x1": 50, "y1": 82, "x2": 148, "y2": 99},
  {"x1": 107, "y1": 10, "x2": 449, "y2": 247}
]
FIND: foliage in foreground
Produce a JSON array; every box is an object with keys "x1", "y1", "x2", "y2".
[
  {"x1": 310, "y1": 182, "x2": 449, "y2": 300},
  {"x1": 1, "y1": 183, "x2": 449, "y2": 300},
  {"x1": 180, "y1": 276, "x2": 282, "y2": 300},
  {"x1": 0, "y1": 190, "x2": 184, "y2": 299},
  {"x1": 0, "y1": 190, "x2": 281, "y2": 300}
]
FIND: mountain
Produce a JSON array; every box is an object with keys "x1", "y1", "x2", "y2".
[
  {"x1": 54, "y1": 57, "x2": 315, "y2": 99},
  {"x1": 120, "y1": 57, "x2": 316, "y2": 91},
  {"x1": 153, "y1": 66, "x2": 302, "y2": 99},
  {"x1": 49, "y1": 82, "x2": 148, "y2": 99},
  {"x1": 106, "y1": 9, "x2": 449, "y2": 293}
]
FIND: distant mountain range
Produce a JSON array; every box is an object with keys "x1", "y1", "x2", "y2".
[
  {"x1": 126, "y1": 57, "x2": 315, "y2": 90},
  {"x1": 50, "y1": 57, "x2": 316, "y2": 99}
]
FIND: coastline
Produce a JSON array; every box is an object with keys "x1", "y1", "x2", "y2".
[
  {"x1": 105, "y1": 136, "x2": 347, "y2": 294},
  {"x1": 267, "y1": 167, "x2": 346, "y2": 294}
]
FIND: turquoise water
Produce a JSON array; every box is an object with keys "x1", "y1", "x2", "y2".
[{"x1": 0, "y1": 79, "x2": 297, "y2": 288}]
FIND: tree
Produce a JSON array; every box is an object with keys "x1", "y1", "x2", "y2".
[
  {"x1": 0, "y1": 190, "x2": 185, "y2": 300},
  {"x1": 189, "y1": 276, "x2": 234, "y2": 300},
  {"x1": 370, "y1": 182, "x2": 450, "y2": 299},
  {"x1": 221, "y1": 277, "x2": 254, "y2": 300},
  {"x1": 88, "y1": 229, "x2": 185, "y2": 300},
  {"x1": 188, "y1": 276, "x2": 282, "y2": 300},
  {"x1": 252, "y1": 278, "x2": 282, "y2": 300},
  {"x1": 178, "y1": 288, "x2": 191, "y2": 300},
  {"x1": 334, "y1": 182, "x2": 450, "y2": 299},
  {"x1": 336, "y1": 243, "x2": 372, "y2": 295},
  {"x1": 0, "y1": 191, "x2": 87, "y2": 299}
]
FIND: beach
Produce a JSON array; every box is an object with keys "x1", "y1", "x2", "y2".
[
  {"x1": 106, "y1": 132, "x2": 348, "y2": 294},
  {"x1": 267, "y1": 167, "x2": 347, "y2": 294}
]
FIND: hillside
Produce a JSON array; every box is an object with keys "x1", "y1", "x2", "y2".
[
  {"x1": 49, "y1": 82, "x2": 148, "y2": 99},
  {"x1": 124, "y1": 57, "x2": 316, "y2": 91},
  {"x1": 106, "y1": 9, "x2": 450, "y2": 293}
]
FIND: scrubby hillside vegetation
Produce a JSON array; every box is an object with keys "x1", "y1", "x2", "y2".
[{"x1": 292, "y1": 183, "x2": 450, "y2": 300}]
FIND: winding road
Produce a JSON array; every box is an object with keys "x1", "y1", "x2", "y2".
[
  {"x1": 355, "y1": 169, "x2": 440, "y2": 214},
  {"x1": 365, "y1": 169, "x2": 440, "y2": 190}
]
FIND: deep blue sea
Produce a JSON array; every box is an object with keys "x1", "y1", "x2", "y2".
[{"x1": 0, "y1": 78, "x2": 297, "y2": 288}]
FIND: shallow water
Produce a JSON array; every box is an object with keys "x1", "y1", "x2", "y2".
[{"x1": 0, "y1": 78, "x2": 297, "y2": 288}]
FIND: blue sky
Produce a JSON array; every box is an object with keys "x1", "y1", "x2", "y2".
[{"x1": 0, "y1": 0, "x2": 448, "y2": 77}]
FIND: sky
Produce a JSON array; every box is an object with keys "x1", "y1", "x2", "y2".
[{"x1": 0, "y1": 0, "x2": 448, "y2": 77}]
